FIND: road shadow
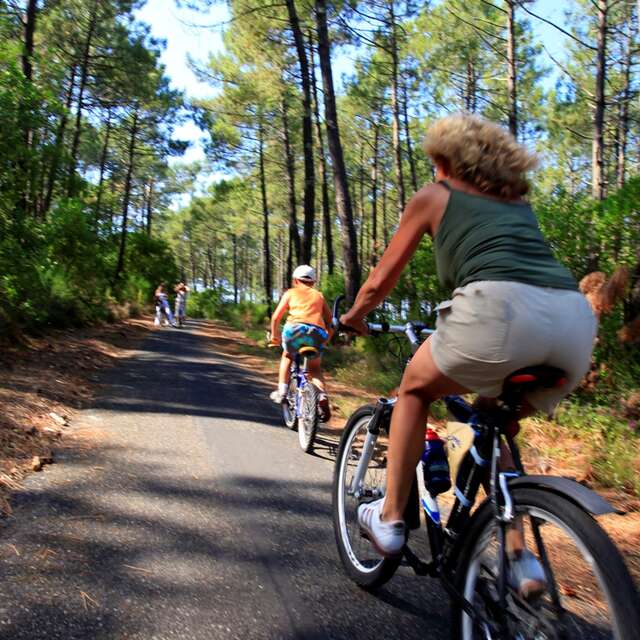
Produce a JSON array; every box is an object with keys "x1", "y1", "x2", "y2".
[{"x1": 0, "y1": 439, "x2": 451, "y2": 639}]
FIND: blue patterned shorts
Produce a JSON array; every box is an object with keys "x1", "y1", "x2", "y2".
[{"x1": 282, "y1": 323, "x2": 329, "y2": 358}]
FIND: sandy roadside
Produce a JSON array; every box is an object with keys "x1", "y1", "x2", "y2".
[{"x1": 0, "y1": 316, "x2": 153, "y2": 512}]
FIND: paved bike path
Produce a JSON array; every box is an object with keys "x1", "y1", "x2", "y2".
[{"x1": 0, "y1": 320, "x2": 449, "y2": 639}]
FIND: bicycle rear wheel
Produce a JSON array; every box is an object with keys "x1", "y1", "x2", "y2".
[
  {"x1": 453, "y1": 488, "x2": 640, "y2": 640},
  {"x1": 297, "y1": 382, "x2": 319, "y2": 453},
  {"x1": 332, "y1": 405, "x2": 401, "y2": 589}
]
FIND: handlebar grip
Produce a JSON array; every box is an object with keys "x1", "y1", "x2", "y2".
[{"x1": 336, "y1": 322, "x2": 362, "y2": 334}]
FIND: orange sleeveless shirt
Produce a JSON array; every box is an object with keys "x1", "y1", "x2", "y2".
[{"x1": 286, "y1": 286, "x2": 327, "y2": 330}]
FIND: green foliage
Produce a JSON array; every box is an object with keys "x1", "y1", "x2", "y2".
[
  {"x1": 319, "y1": 273, "x2": 346, "y2": 304},
  {"x1": 0, "y1": 0, "x2": 185, "y2": 335},
  {"x1": 125, "y1": 232, "x2": 179, "y2": 302},
  {"x1": 187, "y1": 290, "x2": 269, "y2": 329},
  {"x1": 555, "y1": 403, "x2": 640, "y2": 494},
  {"x1": 0, "y1": 199, "x2": 178, "y2": 333}
]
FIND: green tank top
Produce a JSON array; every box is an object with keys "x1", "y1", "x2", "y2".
[{"x1": 434, "y1": 182, "x2": 577, "y2": 292}]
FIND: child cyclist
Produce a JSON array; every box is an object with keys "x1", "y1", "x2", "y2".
[{"x1": 269, "y1": 265, "x2": 332, "y2": 421}]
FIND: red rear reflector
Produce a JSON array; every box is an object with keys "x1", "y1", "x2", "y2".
[
  {"x1": 555, "y1": 377, "x2": 567, "y2": 387},
  {"x1": 509, "y1": 374, "x2": 537, "y2": 384}
]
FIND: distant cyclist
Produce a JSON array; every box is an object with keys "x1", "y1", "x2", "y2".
[
  {"x1": 340, "y1": 113, "x2": 596, "y2": 598},
  {"x1": 269, "y1": 265, "x2": 332, "y2": 421},
  {"x1": 154, "y1": 283, "x2": 177, "y2": 328},
  {"x1": 174, "y1": 282, "x2": 189, "y2": 327}
]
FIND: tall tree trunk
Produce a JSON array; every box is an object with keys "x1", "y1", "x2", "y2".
[
  {"x1": 287, "y1": 227, "x2": 293, "y2": 286},
  {"x1": 207, "y1": 246, "x2": 215, "y2": 288},
  {"x1": 506, "y1": 0, "x2": 518, "y2": 137},
  {"x1": 44, "y1": 64, "x2": 77, "y2": 216},
  {"x1": 114, "y1": 109, "x2": 139, "y2": 284},
  {"x1": 19, "y1": 0, "x2": 38, "y2": 218},
  {"x1": 145, "y1": 177, "x2": 154, "y2": 235},
  {"x1": 616, "y1": 24, "x2": 633, "y2": 189},
  {"x1": 401, "y1": 81, "x2": 418, "y2": 192},
  {"x1": 370, "y1": 121, "x2": 380, "y2": 266},
  {"x1": 189, "y1": 240, "x2": 197, "y2": 290},
  {"x1": 315, "y1": 0, "x2": 360, "y2": 301},
  {"x1": 592, "y1": 0, "x2": 608, "y2": 201},
  {"x1": 358, "y1": 144, "x2": 365, "y2": 269},
  {"x1": 68, "y1": 1, "x2": 100, "y2": 196},
  {"x1": 388, "y1": 0, "x2": 405, "y2": 217},
  {"x1": 258, "y1": 121, "x2": 273, "y2": 314},
  {"x1": 309, "y1": 32, "x2": 334, "y2": 275},
  {"x1": 281, "y1": 94, "x2": 301, "y2": 262},
  {"x1": 233, "y1": 233, "x2": 239, "y2": 303},
  {"x1": 465, "y1": 59, "x2": 477, "y2": 112},
  {"x1": 382, "y1": 165, "x2": 389, "y2": 247},
  {"x1": 285, "y1": 0, "x2": 315, "y2": 264},
  {"x1": 94, "y1": 105, "x2": 112, "y2": 224},
  {"x1": 21, "y1": 0, "x2": 37, "y2": 83}
]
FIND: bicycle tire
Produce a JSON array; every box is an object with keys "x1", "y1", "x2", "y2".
[
  {"x1": 452, "y1": 487, "x2": 640, "y2": 640},
  {"x1": 332, "y1": 405, "x2": 401, "y2": 590},
  {"x1": 282, "y1": 376, "x2": 297, "y2": 430},
  {"x1": 298, "y1": 382, "x2": 319, "y2": 453}
]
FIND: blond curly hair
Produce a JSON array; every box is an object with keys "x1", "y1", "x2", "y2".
[{"x1": 423, "y1": 113, "x2": 538, "y2": 199}]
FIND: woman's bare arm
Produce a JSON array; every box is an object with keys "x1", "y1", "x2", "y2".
[{"x1": 341, "y1": 186, "x2": 441, "y2": 328}]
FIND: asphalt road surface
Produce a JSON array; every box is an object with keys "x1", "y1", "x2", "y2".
[{"x1": 0, "y1": 320, "x2": 449, "y2": 640}]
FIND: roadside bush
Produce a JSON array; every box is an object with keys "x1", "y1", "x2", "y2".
[
  {"x1": 0, "y1": 199, "x2": 178, "y2": 335},
  {"x1": 187, "y1": 291, "x2": 268, "y2": 330}
]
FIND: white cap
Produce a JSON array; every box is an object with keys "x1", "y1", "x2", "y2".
[{"x1": 292, "y1": 264, "x2": 316, "y2": 282}]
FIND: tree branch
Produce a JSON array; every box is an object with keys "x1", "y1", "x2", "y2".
[
  {"x1": 520, "y1": 5, "x2": 597, "y2": 51},
  {"x1": 542, "y1": 44, "x2": 596, "y2": 100}
]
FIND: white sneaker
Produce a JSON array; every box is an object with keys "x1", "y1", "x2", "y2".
[
  {"x1": 357, "y1": 498, "x2": 405, "y2": 557},
  {"x1": 270, "y1": 390, "x2": 285, "y2": 404},
  {"x1": 508, "y1": 550, "x2": 547, "y2": 599}
]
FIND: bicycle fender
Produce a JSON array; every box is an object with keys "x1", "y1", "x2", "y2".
[{"x1": 508, "y1": 475, "x2": 618, "y2": 516}]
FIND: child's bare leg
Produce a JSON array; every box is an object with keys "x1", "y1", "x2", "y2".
[
  {"x1": 279, "y1": 352, "x2": 292, "y2": 386},
  {"x1": 270, "y1": 352, "x2": 293, "y2": 402}
]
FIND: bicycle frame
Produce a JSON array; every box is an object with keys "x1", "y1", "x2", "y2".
[
  {"x1": 290, "y1": 352, "x2": 312, "y2": 419},
  {"x1": 332, "y1": 296, "x2": 620, "y2": 635}
]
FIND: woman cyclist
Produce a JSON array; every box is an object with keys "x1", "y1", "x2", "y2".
[
  {"x1": 269, "y1": 265, "x2": 332, "y2": 421},
  {"x1": 340, "y1": 113, "x2": 596, "y2": 597}
]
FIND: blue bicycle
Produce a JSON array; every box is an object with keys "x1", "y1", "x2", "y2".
[{"x1": 281, "y1": 345, "x2": 321, "y2": 453}]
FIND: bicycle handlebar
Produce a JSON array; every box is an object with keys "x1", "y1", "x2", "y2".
[{"x1": 331, "y1": 295, "x2": 434, "y2": 353}]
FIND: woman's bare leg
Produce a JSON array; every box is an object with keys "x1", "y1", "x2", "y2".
[{"x1": 381, "y1": 337, "x2": 469, "y2": 522}]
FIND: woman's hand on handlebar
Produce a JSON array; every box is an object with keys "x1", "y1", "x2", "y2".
[{"x1": 339, "y1": 311, "x2": 369, "y2": 336}]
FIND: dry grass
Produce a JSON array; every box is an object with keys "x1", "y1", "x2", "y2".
[{"x1": 0, "y1": 317, "x2": 151, "y2": 511}]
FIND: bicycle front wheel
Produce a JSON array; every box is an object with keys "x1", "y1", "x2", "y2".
[
  {"x1": 453, "y1": 487, "x2": 640, "y2": 640},
  {"x1": 332, "y1": 405, "x2": 401, "y2": 589},
  {"x1": 297, "y1": 382, "x2": 319, "y2": 453},
  {"x1": 282, "y1": 376, "x2": 298, "y2": 430}
]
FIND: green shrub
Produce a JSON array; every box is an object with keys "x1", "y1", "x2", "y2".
[{"x1": 0, "y1": 199, "x2": 179, "y2": 334}]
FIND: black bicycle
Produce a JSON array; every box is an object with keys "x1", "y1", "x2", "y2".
[{"x1": 331, "y1": 297, "x2": 639, "y2": 639}]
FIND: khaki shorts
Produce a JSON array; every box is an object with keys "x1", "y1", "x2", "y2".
[{"x1": 431, "y1": 281, "x2": 597, "y2": 414}]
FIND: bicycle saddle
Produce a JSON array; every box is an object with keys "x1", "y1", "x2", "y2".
[
  {"x1": 298, "y1": 346, "x2": 320, "y2": 358},
  {"x1": 503, "y1": 365, "x2": 567, "y2": 391}
]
